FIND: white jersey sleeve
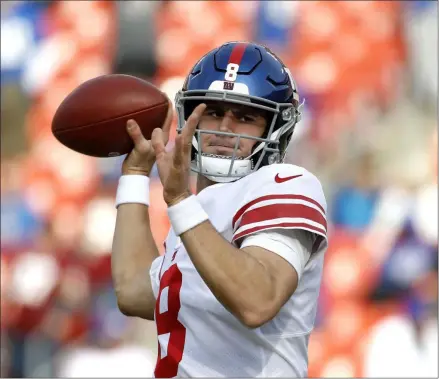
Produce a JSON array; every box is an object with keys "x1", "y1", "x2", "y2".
[
  {"x1": 240, "y1": 228, "x2": 313, "y2": 279},
  {"x1": 232, "y1": 164, "x2": 328, "y2": 253}
]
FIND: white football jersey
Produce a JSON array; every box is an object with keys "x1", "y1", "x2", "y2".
[{"x1": 149, "y1": 163, "x2": 328, "y2": 378}]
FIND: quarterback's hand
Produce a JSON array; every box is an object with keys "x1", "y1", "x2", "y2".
[
  {"x1": 122, "y1": 99, "x2": 174, "y2": 176},
  {"x1": 151, "y1": 103, "x2": 207, "y2": 206}
]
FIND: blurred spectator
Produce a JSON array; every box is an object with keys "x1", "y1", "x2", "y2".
[
  {"x1": 403, "y1": 1, "x2": 437, "y2": 110},
  {"x1": 56, "y1": 342, "x2": 155, "y2": 377},
  {"x1": 1, "y1": 85, "x2": 30, "y2": 157},
  {"x1": 112, "y1": 1, "x2": 159, "y2": 79},
  {"x1": 1, "y1": 157, "x2": 43, "y2": 248},
  {"x1": 253, "y1": 1, "x2": 299, "y2": 53},
  {"x1": 331, "y1": 151, "x2": 380, "y2": 232}
]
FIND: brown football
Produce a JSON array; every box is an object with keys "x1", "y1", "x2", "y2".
[{"x1": 51, "y1": 74, "x2": 169, "y2": 157}]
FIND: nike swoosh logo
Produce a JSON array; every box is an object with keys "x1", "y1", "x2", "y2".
[{"x1": 274, "y1": 173, "x2": 303, "y2": 183}]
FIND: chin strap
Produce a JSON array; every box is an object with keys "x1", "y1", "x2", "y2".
[{"x1": 191, "y1": 154, "x2": 252, "y2": 183}]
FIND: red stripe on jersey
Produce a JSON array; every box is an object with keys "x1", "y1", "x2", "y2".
[
  {"x1": 233, "y1": 222, "x2": 326, "y2": 243},
  {"x1": 228, "y1": 43, "x2": 247, "y2": 65},
  {"x1": 232, "y1": 194, "x2": 326, "y2": 229},
  {"x1": 238, "y1": 203, "x2": 327, "y2": 232}
]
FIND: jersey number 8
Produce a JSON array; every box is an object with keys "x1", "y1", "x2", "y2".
[{"x1": 154, "y1": 264, "x2": 186, "y2": 378}]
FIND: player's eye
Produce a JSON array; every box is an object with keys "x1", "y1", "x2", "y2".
[
  {"x1": 238, "y1": 115, "x2": 257, "y2": 123},
  {"x1": 206, "y1": 109, "x2": 224, "y2": 118}
]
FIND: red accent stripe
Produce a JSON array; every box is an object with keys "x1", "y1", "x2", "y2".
[
  {"x1": 238, "y1": 203, "x2": 327, "y2": 232},
  {"x1": 228, "y1": 43, "x2": 247, "y2": 66},
  {"x1": 232, "y1": 194, "x2": 326, "y2": 229},
  {"x1": 233, "y1": 222, "x2": 327, "y2": 242}
]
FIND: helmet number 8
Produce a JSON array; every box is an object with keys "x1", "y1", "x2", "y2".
[{"x1": 225, "y1": 63, "x2": 239, "y2": 82}]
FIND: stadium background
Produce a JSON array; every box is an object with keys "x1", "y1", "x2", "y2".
[{"x1": 1, "y1": 1, "x2": 437, "y2": 377}]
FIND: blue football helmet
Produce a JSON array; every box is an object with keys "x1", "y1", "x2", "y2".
[{"x1": 175, "y1": 41, "x2": 303, "y2": 183}]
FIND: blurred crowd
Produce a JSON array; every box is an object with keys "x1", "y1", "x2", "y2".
[{"x1": 1, "y1": 1, "x2": 437, "y2": 377}]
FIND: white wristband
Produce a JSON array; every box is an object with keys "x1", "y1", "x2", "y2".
[
  {"x1": 115, "y1": 175, "x2": 150, "y2": 208},
  {"x1": 167, "y1": 195, "x2": 209, "y2": 235}
]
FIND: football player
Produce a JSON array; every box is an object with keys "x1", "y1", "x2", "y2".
[{"x1": 112, "y1": 41, "x2": 328, "y2": 377}]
